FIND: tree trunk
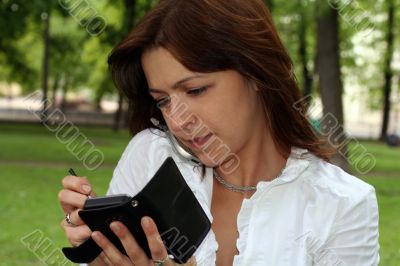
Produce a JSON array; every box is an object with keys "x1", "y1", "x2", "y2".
[
  {"x1": 380, "y1": 0, "x2": 395, "y2": 141},
  {"x1": 94, "y1": 90, "x2": 104, "y2": 111},
  {"x1": 61, "y1": 77, "x2": 69, "y2": 112},
  {"x1": 41, "y1": 12, "x2": 51, "y2": 123},
  {"x1": 113, "y1": 0, "x2": 136, "y2": 132},
  {"x1": 51, "y1": 76, "x2": 59, "y2": 108},
  {"x1": 316, "y1": 1, "x2": 350, "y2": 172},
  {"x1": 298, "y1": 0, "x2": 313, "y2": 107}
]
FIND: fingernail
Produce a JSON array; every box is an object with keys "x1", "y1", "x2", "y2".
[
  {"x1": 91, "y1": 232, "x2": 100, "y2": 242},
  {"x1": 82, "y1": 184, "x2": 91, "y2": 193},
  {"x1": 110, "y1": 222, "x2": 120, "y2": 233},
  {"x1": 142, "y1": 217, "x2": 151, "y2": 228}
]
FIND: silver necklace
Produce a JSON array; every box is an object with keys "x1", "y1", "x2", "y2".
[{"x1": 213, "y1": 169, "x2": 283, "y2": 194}]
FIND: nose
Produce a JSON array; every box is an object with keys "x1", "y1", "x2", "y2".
[{"x1": 165, "y1": 96, "x2": 197, "y2": 136}]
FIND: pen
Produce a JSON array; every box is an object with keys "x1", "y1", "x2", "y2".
[{"x1": 68, "y1": 168, "x2": 77, "y2": 176}]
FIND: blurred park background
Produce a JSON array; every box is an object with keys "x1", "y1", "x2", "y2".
[{"x1": 0, "y1": 0, "x2": 399, "y2": 265}]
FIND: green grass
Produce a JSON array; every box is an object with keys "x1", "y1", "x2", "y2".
[
  {"x1": 0, "y1": 123, "x2": 399, "y2": 265},
  {"x1": 348, "y1": 140, "x2": 400, "y2": 174},
  {"x1": 0, "y1": 123, "x2": 129, "y2": 165},
  {"x1": 0, "y1": 123, "x2": 130, "y2": 266}
]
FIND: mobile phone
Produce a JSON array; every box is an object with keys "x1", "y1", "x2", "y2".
[{"x1": 150, "y1": 118, "x2": 202, "y2": 166}]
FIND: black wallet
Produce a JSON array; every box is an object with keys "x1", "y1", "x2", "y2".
[{"x1": 62, "y1": 157, "x2": 211, "y2": 264}]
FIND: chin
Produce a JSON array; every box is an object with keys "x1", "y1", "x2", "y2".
[{"x1": 195, "y1": 151, "x2": 234, "y2": 169}]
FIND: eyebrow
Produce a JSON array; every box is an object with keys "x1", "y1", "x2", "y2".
[{"x1": 148, "y1": 74, "x2": 206, "y2": 93}]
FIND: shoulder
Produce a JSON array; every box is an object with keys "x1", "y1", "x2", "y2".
[
  {"x1": 107, "y1": 128, "x2": 208, "y2": 195},
  {"x1": 107, "y1": 128, "x2": 173, "y2": 195},
  {"x1": 296, "y1": 153, "x2": 379, "y2": 243},
  {"x1": 119, "y1": 128, "x2": 177, "y2": 176},
  {"x1": 296, "y1": 154, "x2": 380, "y2": 265},
  {"x1": 300, "y1": 154, "x2": 376, "y2": 203},
  {"x1": 121, "y1": 128, "x2": 198, "y2": 172},
  {"x1": 121, "y1": 128, "x2": 169, "y2": 158},
  {"x1": 268, "y1": 150, "x2": 378, "y2": 226}
]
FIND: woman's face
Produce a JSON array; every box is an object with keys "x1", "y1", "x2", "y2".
[{"x1": 141, "y1": 47, "x2": 267, "y2": 168}]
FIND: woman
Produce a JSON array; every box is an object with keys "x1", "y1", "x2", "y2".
[{"x1": 58, "y1": 0, "x2": 380, "y2": 265}]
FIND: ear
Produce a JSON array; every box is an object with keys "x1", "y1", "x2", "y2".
[
  {"x1": 246, "y1": 79, "x2": 259, "y2": 92},
  {"x1": 249, "y1": 80, "x2": 260, "y2": 91}
]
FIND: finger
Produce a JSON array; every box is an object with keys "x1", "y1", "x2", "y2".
[
  {"x1": 60, "y1": 222, "x2": 91, "y2": 247},
  {"x1": 63, "y1": 208, "x2": 84, "y2": 226},
  {"x1": 62, "y1": 175, "x2": 93, "y2": 195},
  {"x1": 58, "y1": 189, "x2": 89, "y2": 212},
  {"x1": 99, "y1": 252, "x2": 113, "y2": 266},
  {"x1": 110, "y1": 221, "x2": 150, "y2": 265},
  {"x1": 141, "y1": 217, "x2": 169, "y2": 264},
  {"x1": 91, "y1": 231, "x2": 131, "y2": 266},
  {"x1": 83, "y1": 177, "x2": 97, "y2": 198}
]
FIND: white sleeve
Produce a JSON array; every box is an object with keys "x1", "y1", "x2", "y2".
[{"x1": 315, "y1": 186, "x2": 380, "y2": 265}]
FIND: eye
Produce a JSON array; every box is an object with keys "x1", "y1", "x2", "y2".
[
  {"x1": 187, "y1": 86, "x2": 208, "y2": 96},
  {"x1": 155, "y1": 97, "x2": 171, "y2": 109}
]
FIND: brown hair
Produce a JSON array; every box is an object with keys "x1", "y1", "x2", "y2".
[{"x1": 108, "y1": 0, "x2": 333, "y2": 161}]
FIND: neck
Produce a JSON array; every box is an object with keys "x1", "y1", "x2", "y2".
[{"x1": 215, "y1": 128, "x2": 288, "y2": 189}]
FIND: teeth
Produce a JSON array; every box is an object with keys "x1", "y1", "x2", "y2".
[
  {"x1": 192, "y1": 134, "x2": 210, "y2": 144},
  {"x1": 195, "y1": 135, "x2": 208, "y2": 142}
]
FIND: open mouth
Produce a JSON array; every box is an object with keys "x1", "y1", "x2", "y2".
[{"x1": 188, "y1": 133, "x2": 213, "y2": 149}]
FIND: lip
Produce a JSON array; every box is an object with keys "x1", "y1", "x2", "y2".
[{"x1": 188, "y1": 133, "x2": 213, "y2": 149}]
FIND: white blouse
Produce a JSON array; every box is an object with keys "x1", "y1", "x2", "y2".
[{"x1": 106, "y1": 129, "x2": 380, "y2": 266}]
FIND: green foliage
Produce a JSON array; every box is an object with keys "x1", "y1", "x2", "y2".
[
  {"x1": 0, "y1": 0, "x2": 69, "y2": 87},
  {"x1": 1, "y1": 0, "x2": 399, "y2": 112},
  {"x1": 267, "y1": 0, "x2": 400, "y2": 112},
  {"x1": 0, "y1": 1, "x2": 37, "y2": 88},
  {"x1": 270, "y1": 0, "x2": 317, "y2": 95}
]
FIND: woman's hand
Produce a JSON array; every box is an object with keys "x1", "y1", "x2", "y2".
[
  {"x1": 91, "y1": 216, "x2": 180, "y2": 266},
  {"x1": 58, "y1": 174, "x2": 95, "y2": 247},
  {"x1": 58, "y1": 176, "x2": 196, "y2": 265}
]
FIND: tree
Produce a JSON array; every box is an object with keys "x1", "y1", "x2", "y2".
[
  {"x1": 113, "y1": 0, "x2": 137, "y2": 132},
  {"x1": 0, "y1": 0, "x2": 81, "y2": 118},
  {"x1": 41, "y1": 11, "x2": 51, "y2": 121},
  {"x1": 316, "y1": 1, "x2": 349, "y2": 172},
  {"x1": 380, "y1": 0, "x2": 396, "y2": 141},
  {"x1": 297, "y1": 0, "x2": 313, "y2": 106},
  {"x1": 0, "y1": 1, "x2": 38, "y2": 88},
  {"x1": 109, "y1": 0, "x2": 157, "y2": 131},
  {"x1": 50, "y1": 21, "x2": 91, "y2": 111}
]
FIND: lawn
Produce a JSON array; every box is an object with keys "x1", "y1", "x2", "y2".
[
  {"x1": 0, "y1": 123, "x2": 398, "y2": 265},
  {"x1": 0, "y1": 123, "x2": 130, "y2": 266}
]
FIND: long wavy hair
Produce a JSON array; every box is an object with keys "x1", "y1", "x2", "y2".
[{"x1": 108, "y1": 0, "x2": 332, "y2": 161}]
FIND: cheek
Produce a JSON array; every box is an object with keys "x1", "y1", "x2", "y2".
[
  {"x1": 215, "y1": 98, "x2": 256, "y2": 131},
  {"x1": 212, "y1": 98, "x2": 259, "y2": 146}
]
